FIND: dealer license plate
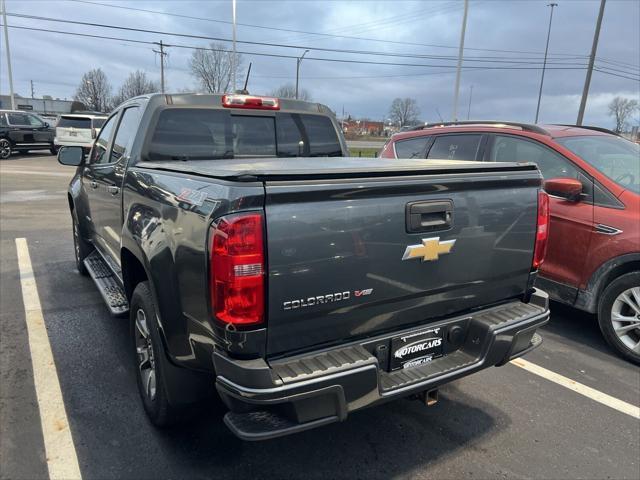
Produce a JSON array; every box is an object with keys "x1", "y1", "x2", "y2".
[{"x1": 390, "y1": 326, "x2": 444, "y2": 370}]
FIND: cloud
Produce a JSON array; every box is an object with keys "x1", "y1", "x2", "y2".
[{"x1": 0, "y1": 0, "x2": 637, "y2": 126}]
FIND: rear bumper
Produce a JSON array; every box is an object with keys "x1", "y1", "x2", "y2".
[
  {"x1": 54, "y1": 138, "x2": 93, "y2": 148},
  {"x1": 214, "y1": 289, "x2": 549, "y2": 441}
]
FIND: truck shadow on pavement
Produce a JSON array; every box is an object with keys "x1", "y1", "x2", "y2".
[{"x1": 150, "y1": 388, "x2": 506, "y2": 479}]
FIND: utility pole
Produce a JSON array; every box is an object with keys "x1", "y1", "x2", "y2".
[
  {"x1": 452, "y1": 0, "x2": 469, "y2": 121},
  {"x1": 1, "y1": 0, "x2": 16, "y2": 110},
  {"x1": 231, "y1": 0, "x2": 237, "y2": 92},
  {"x1": 577, "y1": 0, "x2": 606, "y2": 125},
  {"x1": 295, "y1": 49, "x2": 309, "y2": 99},
  {"x1": 30, "y1": 80, "x2": 35, "y2": 98},
  {"x1": 467, "y1": 85, "x2": 473, "y2": 120},
  {"x1": 534, "y1": 3, "x2": 558, "y2": 124},
  {"x1": 153, "y1": 40, "x2": 167, "y2": 93}
]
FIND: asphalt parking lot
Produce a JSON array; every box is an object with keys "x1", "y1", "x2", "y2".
[{"x1": 1, "y1": 154, "x2": 639, "y2": 480}]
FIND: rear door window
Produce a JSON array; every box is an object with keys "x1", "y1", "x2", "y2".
[
  {"x1": 490, "y1": 135, "x2": 578, "y2": 179},
  {"x1": 394, "y1": 137, "x2": 430, "y2": 158},
  {"x1": 58, "y1": 117, "x2": 92, "y2": 129},
  {"x1": 6, "y1": 113, "x2": 31, "y2": 126},
  {"x1": 427, "y1": 134, "x2": 483, "y2": 160}
]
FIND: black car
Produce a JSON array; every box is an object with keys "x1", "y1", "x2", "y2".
[{"x1": 0, "y1": 110, "x2": 57, "y2": 158}]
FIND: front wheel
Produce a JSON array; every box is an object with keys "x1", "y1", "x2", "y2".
[
  {"x1": 598, "y1": 272, "x2": 640, "y2": 365},
  {"x1": 0, "y1": 139, "x2": 12, "y2": 159}
]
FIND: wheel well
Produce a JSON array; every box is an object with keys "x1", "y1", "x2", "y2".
[
  {"x1": 121, "y1": 248, "x2": 148, "y2": 300},
  {"x1": 598, "y1": 261, "x2": 640, "y2": 296}
]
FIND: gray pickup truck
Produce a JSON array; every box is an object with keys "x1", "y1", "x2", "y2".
[{"x1": 58, "y1": 93, "x2": 550, "y2": 440}]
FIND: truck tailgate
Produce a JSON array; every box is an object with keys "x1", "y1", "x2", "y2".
[{"x1": 264, "y1": 168, "x2": 540, "y2": 356}]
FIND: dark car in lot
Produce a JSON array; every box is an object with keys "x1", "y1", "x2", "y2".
[
  {"x1": 381, "y1": 121, "x2": 640, "y2": 364},
  {"x1": 0, "y1": 109, "x2": 57, "y2": 158},
  {"x1": 56, "y1": 94, "x2": 550, "y2": 440}
]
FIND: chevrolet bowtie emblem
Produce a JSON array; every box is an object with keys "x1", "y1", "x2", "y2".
[{"x1": 402, "y1": 237, "x2": 456, "y2": 262}]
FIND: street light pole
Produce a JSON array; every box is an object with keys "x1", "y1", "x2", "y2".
[
  {"x1": 452, "y1": 0, "x2": 469, "y2": 121},
  {"x1": 467, "y1": 85, "x2": 473, "y2": 120},
  {"x1": 231, "y1": 0, "x2": 237, "y2": 92},
  {"x1": 295, "y1": 49, "x2": 309, "y2": 99},
  {"x1": 577, "y1": 0, "x2": 606, "y2": 125},
  {"x1": 534, "y1": 3, "x2": 558, "y2": 124},
  {"x1": 1, "y1": 0, "x2": 16, "y2": 110}
]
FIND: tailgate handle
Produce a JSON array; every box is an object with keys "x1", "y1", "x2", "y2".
[{"x1": 406, "y1": 200, "x2": 453, "y2": 233}]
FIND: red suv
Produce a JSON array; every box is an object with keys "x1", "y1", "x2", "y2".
[{"x1": 381, "y1": 122, "x2": 640, "y2": 363}]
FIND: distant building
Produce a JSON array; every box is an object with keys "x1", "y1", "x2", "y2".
[
  {"x1": 0, "y1": 94, "x2": 85, "y2": 118},
  {"x1": 342, "y1": 119, "x2": 385, "y2": 136}
]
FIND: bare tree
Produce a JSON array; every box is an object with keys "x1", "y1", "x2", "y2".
[
  {"x1": 111, "y1": 70, "x2": 159, "y2": 108},
  {"x1": 189, "y1": 42, "x2": 243, "y2": 94},
  {"x1": 74, "y1": 68, "x2": 112, "y2": 112},
  {"x1": 388, "y1": 98, "x2": 420, "y2": 127},
  {"x1": 608, "y1": 96, "x2": 639, "y2": 133},
  {"x1": 269, "y1": 84, "x2": 312, "y2": 101}
]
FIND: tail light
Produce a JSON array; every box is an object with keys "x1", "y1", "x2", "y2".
[
  {"x1": 222, "y1": 94, "x2": 280, "y2": 110},
  {"x1": 209, "y1": 212, "x2": 265, "y2": 326},
  {"x1": 532, "y1": 190, "x2": 550, "y2": 270}
]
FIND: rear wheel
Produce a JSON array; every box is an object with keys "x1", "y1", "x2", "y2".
[
  {"x1": 131, "y1": 282, "x2": 183, "y2": 427},
  {"x1": 0, "y1": 139, "x2": 12, "y2": 159},
  {"x1": 72, "y1": 214, "x2": 91, "y2": 275},
  {"x1": 598, "y1": 272, "x2": 640, "y2": 365}
]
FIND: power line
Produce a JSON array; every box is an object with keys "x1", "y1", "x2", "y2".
[
  {"x1": 61, "y1": 0, "x2": 589, "y2": 58},
  {"x1": 3, "y1": 23, "x2": 594, "y2": 72},
  {"x1": 594, "y1": 68, "x2": 640, "y2": 82},
  {"x1": 5, "y1": 12, "x2": 592, "y2": 67}
]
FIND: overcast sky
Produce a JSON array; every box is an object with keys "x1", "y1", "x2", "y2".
[{"x1": 1, "y1": 0, "x2": 639, "y2": 127}]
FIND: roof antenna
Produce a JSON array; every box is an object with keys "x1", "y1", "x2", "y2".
[{"x1": 236, "y1": 62, "x2": 252, "y2": 94}]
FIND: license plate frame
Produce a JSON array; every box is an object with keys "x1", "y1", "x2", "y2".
[{"x1": 390, "y1": 326, "x2": 444, "y2": 370}]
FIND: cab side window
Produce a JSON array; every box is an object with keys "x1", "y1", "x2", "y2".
[
  {"x1": 491, "y1": 135, "x2": 578, "y2": 179},
  {"x1": 6, "y1": 112, "x2": 30, "y2": 126},
  {"x1": 110, "y1": 107, "x2": 140, "y2": 163},
  {"x1": 90, "y1": 114, "x2": 117, "y2": 165}
]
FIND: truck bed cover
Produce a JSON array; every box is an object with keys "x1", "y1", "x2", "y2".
[{"x1": 138, "y1": 157, "x2": 539, "y2": 181}]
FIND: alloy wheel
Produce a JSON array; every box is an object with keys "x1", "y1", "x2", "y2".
[
  {"x1": 0, "y1": 139, "x2": 11, "y2": 159},
  {"x1": 135, "y1": 308, "x2": 157, "y2": 401},
  {"x1": 611, "y1": 287, "x2": 640, "y2": 354}
]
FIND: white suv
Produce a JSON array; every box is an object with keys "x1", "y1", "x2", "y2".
[{"x1": 55, "y1": 113, "x2": 108, "y2": 151}]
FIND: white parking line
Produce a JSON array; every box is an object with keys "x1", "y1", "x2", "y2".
[
  {"x1": 15, "y1": 238, "x2": 82, "y2": 480},
  {"x1": 0, "y1": 169, "x2": 70, "y2": 177},
  {"x1": 511, "y1": 357, "x2": 640, "y2": 419}
]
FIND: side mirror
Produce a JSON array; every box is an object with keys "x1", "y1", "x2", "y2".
[
  {"x1": 44, "y1": 122, "x2": 50, "y2": 128},
  {"x1": 544, "y1": 177, "x2": 583, "y2": 201},
  {"x1": 58, "y1": 146, "x2": 84, "y2": 166}
]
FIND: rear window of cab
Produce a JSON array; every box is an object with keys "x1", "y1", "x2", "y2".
[{"x1": 145, "y1": 108, "x2": 343, "y2": 161}]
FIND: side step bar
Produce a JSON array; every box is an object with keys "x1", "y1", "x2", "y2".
[{"x1": 84, "y1": 251, "x2": 129, "y2": 316}]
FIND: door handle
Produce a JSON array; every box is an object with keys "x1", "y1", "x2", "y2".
[
  {"x1": 406, "y1": 200, "x2": 454, "y2": 233},
  {"x1": 107, "y1": 185, "x2": 120, "y2": 195},
  {"x1": 90, "y1": 181, "x2": 98, "y2": 189}
]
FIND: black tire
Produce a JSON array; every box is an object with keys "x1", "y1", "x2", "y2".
[
  {"x1": 130, "y1": 282, "x2": 183, "y2": 427},
  {"x1": 50, "y1": 146, "x2": 59, "y2": 155},
  {"x1": 0, "y1": 139, "x2": 12, "y2": 159},
  {"x1": 597, "y1": 272, "x2": 640, "y2": 365},
  {"x1": 72, "y1": 213, "x2": 91, "y2": 276}
]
